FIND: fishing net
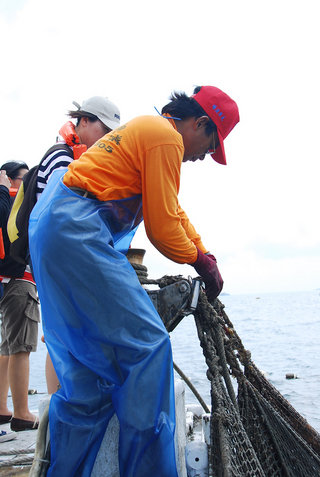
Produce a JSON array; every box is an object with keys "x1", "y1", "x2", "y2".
[
  {"x1": 134, "y1": 265, "x2": 320, "y2": 477},
  {"x1": 195, "y1": 295, "x2": 320, "y2": 477}
]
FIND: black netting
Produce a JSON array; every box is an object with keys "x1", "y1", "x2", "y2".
[
  {"x1": 133, "y1": 265, "x2": 320, "y2": 477},
  {"x1": 194, "y1": 293, "x2": 320, "y2": 477}
]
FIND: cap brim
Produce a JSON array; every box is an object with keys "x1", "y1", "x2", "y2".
[
  {"x1": 98, "y1": 117, "x2": 120, "y2": 131},
  {"x1": 210, "y1": 129, "x2": 227, "y2": 165}
]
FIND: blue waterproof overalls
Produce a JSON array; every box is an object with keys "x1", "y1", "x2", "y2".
[{"x1": 29, "y1": 170, "x2": 178, "y2": 477}]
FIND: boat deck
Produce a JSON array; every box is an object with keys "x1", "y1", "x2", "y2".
[{"x1": 0, "y1": 421, "x2": 37, "y2": 476}]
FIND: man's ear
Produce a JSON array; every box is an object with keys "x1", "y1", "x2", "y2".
[
  {"x1": 195, "y1": 116, "x2": 209, "y2": 130},
  {"x1": 79, "y1": 116, "x2": 89, "y2": 128}
]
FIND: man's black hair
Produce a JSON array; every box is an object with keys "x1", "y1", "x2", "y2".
[
  {"x1": 161, "y1": 86, "x2": 216, "y2": 136},
  {"x1": 67, "y1": 110, "x2": 100, "y2": 127},
  {"x1": 0, "y1": 161, "x2": 29, "y2": 179}
]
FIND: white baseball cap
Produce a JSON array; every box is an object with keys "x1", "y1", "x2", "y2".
[{"x1": 72, "y1": 96, "x2": 120, "y2": 130}]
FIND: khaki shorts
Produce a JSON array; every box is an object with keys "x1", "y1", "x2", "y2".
[{"x1": 0, "y1": 279, "x2": 40, "y2": 355}]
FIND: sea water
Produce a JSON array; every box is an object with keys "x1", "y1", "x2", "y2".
[
  {"x1": 171, "y1": 289, "x2": 320, "y2": 433},
  {"x1": 17, "y1": 289, "x2": 320, "y2": 433}
]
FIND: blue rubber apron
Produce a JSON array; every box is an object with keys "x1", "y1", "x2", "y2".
[{"x1": 29, "y1": 170, "x2": 178, "y2": 477}]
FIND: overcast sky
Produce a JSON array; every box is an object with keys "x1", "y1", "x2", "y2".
[{"x1": 0, "y1": 0, "x2": 319, "y2": 294}]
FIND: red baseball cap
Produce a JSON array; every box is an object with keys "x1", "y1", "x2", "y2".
[{"x1": 192, "y1": 86, "x2": 239, "y2": 165}]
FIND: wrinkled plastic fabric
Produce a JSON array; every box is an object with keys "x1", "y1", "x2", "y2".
[{"x1": 29, "y1": 170, "x2": 178, "y2": 477}]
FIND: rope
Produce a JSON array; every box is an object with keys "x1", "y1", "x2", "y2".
[
  {"x1": 0, "y1": 447, "x2": 35, "y2": 456},
  {"x1": 0, "y1": 456, "x2": 34, "y2": 468},
  {"x1": 173, "y1": 361, "x2": 210, "y2": 414}
]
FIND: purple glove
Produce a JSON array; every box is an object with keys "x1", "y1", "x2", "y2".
[
  {"x1": 204, "y1": 252, "x2": 217, "y2": 263},
  {"x1": 192, "y1": 248, "x2": 224, "y2": 302}
]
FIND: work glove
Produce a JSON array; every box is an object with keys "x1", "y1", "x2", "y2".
[{"x1": 192, "y1": 248, "x2": 223, "y2": 302}]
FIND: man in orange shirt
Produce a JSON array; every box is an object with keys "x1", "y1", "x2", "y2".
[{"x1": 29, "y1": 85, "x2": 239, "y2": 477}]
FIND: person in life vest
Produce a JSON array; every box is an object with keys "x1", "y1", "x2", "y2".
[
  {"x1": 35, "y1": 96, "x2": 121, "y2": 394},
  {"x1": 29, "y1": 85, "x2": 239, "y2": 477},
  {"x1": 36, "y1": 95, "x2": 120, "y2": 199},
  {"x1": 0, "y1": 161, "x2": 41, "y2": 433}
]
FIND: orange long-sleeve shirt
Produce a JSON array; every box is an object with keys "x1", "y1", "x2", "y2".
[{"x1": 63, "y1": 115, "x2": 208, "y2": 264}]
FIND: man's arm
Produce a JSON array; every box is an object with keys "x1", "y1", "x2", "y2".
[
  {"x1": 142, "y1": 144, "x2": 199, "y2": 264},
  {"x1": 176, "y1": 205, "x2": 208, "y2": 254}
]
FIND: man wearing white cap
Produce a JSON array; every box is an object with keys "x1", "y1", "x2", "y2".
[
  {"x1": 36, "y1": 96, "x2": 120, "y2": 199},
  {"x1": 35, "y1": 96, "x2": 121, "y2": 393}
]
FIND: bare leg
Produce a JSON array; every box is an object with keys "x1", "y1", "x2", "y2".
[
  {"x1": 8, "y1": 352, "x2": 36, "y2": 421},
  {"x1": 0, "y1": 355, "x2": 11, "y2": 415},
  {"x1": 45, "y1": 352, "x2": 60, "y2": 394}
]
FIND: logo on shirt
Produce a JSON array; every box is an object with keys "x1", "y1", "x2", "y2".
[
  {"x1": 109, "y1": 134, "x2": 122, "y2": 145},
  {"x1": 97, "y1": 142, "x2": 113, "y2": 153}
]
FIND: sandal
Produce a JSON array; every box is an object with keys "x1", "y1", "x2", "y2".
[
  {"x1": 0, "y1": 414, "x2": 12, "y2": 424},
  {"x1": 10, "y1": 417, "x2": 39, "y2": 432}
]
